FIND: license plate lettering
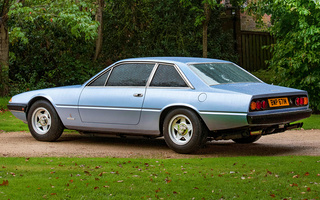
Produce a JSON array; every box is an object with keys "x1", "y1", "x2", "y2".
[{"x1": 268, "y1": 98, "x2": 289, "y2": 107}]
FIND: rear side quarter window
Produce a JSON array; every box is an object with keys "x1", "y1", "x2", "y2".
[{"x1": 150, "y1": 64, "x2": 188, "y2": 87}]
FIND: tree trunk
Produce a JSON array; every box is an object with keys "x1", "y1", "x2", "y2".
[
  {"x1": 0, "y1": 23, "x2": 9, "y2": 96},
  {"x1": 0, "y1": 0, "x2": 10, "y2": 96},
  {"x1": 202, "y1": 2, "x2": 211, "y2": 58},
  {"x1": 94, "y1": 0, "x2": 103, "y2": 61}
]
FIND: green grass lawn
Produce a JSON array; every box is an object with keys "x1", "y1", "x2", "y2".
[
  {"x1": 1, "y1": 97, "x2": 320, "y2": 199},
  {"x1": 298, "y1": 114, "x2": 320, "y2": 130},
  {"x1": 0, "y1": 156, "x2": 319, "y2": 199},
  {"x1": 0, "y1": 111, "x2": 28, "y2": 132}
]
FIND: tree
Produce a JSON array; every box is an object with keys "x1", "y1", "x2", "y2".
[
  {"x1": 202, "y1": 2, "x2": 211, "y2": 58},
  {"x1": 103, "y1": 0, "x2": 201, "y2": 60},
  {"x1": 94, "y1": 0, "x2": 104, "y2": 61},
  {"x1": 249, "y1": 0, "x2": 320, "y2": 111},
  {"x1": 6, "y1": 0, "x2": 240, "y2": 95},
  {"x1": 1, "y1": 0, "x2": 100, "y2": 95},
  {"x1": 181, "y1": 0, "x2": 219, "y2": 58},
  {"x1": 181, "y1": 0, "x2": 245, "y2": 58},
  {"x1": 0, "y1": 0, "x2": 11, "y2": 96}
]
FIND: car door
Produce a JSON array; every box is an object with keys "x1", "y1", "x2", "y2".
[
  {"x1": 141, "y1": 64, "x2": 193, "y2": 124},
  {"x1": 78, "y1": 63, "x2": 155, "y2": 125}
]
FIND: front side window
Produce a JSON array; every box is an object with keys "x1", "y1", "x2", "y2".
[
  {"x1": 106, "y1": 63, "x2": 155, "y2": 86},
  {"x1": 88, "y1": 70, "x2": 110, "y2": 86},
  {"x1": 189, "y1": 63, "x2": 261, "y2": 85},
  {"x1": 150, "y1": 64, "x2": 188, "y2": 87}
]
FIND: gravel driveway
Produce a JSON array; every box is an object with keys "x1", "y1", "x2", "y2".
[{"x1": 0, "y1": 129, "x2": 319, "y2": 158}]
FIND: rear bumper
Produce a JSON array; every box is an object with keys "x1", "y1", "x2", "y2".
[{"x1": 247, "y1": 108, "x2": 312, "y2": 125}]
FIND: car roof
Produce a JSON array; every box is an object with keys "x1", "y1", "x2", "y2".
[{"x1": 120, "y1": 57, "x2": 231, "y2": 64}]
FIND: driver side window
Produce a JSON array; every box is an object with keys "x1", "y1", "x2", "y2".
[{"x1": 106, "y1": 63, "x2": 155, "y2": 86}]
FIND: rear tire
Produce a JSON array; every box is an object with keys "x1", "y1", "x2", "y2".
[
  {"x1": 27, "y1": 100, "x2": 64, "y2": 141},
  {"x1": 163, "y1": 108, "x2": 207, "y2": 154},
  {"x1": 232, "y1": 135, "x2": 261, "y2": 144}
]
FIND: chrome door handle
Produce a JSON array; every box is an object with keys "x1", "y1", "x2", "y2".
[{"x1": 133, "y1": 93, "x2": 143, "y2": 97}]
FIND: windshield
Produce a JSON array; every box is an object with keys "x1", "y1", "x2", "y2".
[{"x1": 189, "y1": 63, "x2": 261, "y2": 85}]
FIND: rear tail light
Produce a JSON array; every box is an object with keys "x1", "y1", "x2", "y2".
[
  {"x1": 251, "y1": 96, "x2": 308, "y2": 111},
  {"x1": 295, "y1": 97, "x2": 308, "y2": 106},
  {"x1": 300, "y1": 98, "x2": 304, "y2": 105},
  {"x1": 250, "y1": 100, "x2": 267, "y2": 111},
  {"x1": 296, "y1": 98, "x2": 300, "y2": 106},
  {"x1": 250, "y1": 101, "x2": 256, "y2": 110},
  {"x1": 262, "y1": 101, "x2": 267, "y2": 109},
  {"x1": 256, "y1": 101, "x2": 262, "y2": 110}
]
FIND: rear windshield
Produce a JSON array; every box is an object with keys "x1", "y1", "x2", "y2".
[{"x1": 189, "y1": 63, "x2": 261, "y2": 85}]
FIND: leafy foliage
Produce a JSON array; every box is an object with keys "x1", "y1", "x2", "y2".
[
  {"x1": 7, "y1": 0, "x2": 100, "y2": 93},
  {"x1": 249, "y1": 0, "x2": 320, "y2": 112},
  {"x1": 0, "y1": 97, "x2": 11, "y2": 111},
  {"x1": 102, "y1": 0, "x2": 197, "y2": 60},
  {"x1": 6, "y1": 0, "x2": 238, "y2": 95},
  {"x1": 94, "y1": 0, "x2": 238, "y2": 64},
  {"x1": 180, "y1": 0, "x2": 246, "y2": 26},
  {"x1": 180, "y1": 0, "x2": 221, "y2": 27}
]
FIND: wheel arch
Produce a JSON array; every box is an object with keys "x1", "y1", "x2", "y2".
[
  {"x1": 26, "y1": 96, "x2": 64, "y2": 126},
  {"x1": 159, "y1": 105, "x2": 209, "y2": 136},
  {"x1": 26, "y1": 97, "x2": 65, "y2": 141}
]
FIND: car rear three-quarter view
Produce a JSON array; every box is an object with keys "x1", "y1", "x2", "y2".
[{"x1": 7, "y1": 57, "x2": 312, "y2": 154}]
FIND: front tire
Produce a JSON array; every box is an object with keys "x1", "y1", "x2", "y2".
[
  {"x1": 163, "y1": 108, "x2": 207, "y2": 154},
  {"x1": 27, "y1": 100, "x2": 64, "y2": 141}
]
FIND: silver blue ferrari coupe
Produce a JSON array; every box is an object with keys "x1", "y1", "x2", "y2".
[{"x1": 8, "y1": 57, "x2": 312, "y2": 153}]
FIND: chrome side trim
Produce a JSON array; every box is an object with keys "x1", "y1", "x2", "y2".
[
  {"x1": 199, "y1": 111, "x2": 247, "y2": 116},
  {"x1": 57, "y1": 104, "x2": 162, "y2": 113},
  {"x1": 57, "y1": 105, "x2": 246, "y2": 116},
  {"x1": 141, "y1": 108, "x2": 161, "y2": 112},
  {"x1": 80, "y1": 106, "x2": 141, "y2": 111},
  {"x1": 187, "y1": 62, "x2": 232, "y2": 65},
  {"x1": 56, "y1": 105, "x2": 78, "y2": 109}
]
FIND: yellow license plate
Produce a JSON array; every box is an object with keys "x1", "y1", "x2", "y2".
[{"x1": 268, "y1": 97, "x2": 290, "y2": 107}]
